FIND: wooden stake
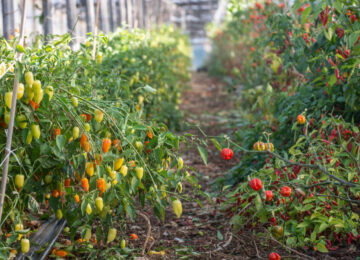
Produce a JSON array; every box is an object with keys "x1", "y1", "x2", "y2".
[{"x1": 0, "y1": 0, "x2": 27, "y2": 224}]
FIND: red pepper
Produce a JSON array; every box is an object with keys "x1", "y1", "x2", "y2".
[
  {"x1": 350, "y1": 14, "x2": 358, "y2": 23},
  {"x1": 319, "y1": 7, "x2": 329, "y2": 26},
  {"x1": 328, "y1": 58, "x2": 335, "y2": 66},
  {"x1": 336, "y1": 27, "x2": 344, "y2": 38},
  {"x1": 335, "y1": 68, "x2": 340, "y2": 79}
]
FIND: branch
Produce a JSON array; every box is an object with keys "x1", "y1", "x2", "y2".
[
  {"x1": 138, "y1": 212, "x2": 151, "y2": 255},
  {"x1": 264, "y1": 229, "x2": 315, "y2": 260},
  {"x1": 301, "y1": 181, "x2": 332, "y2": 189},
  {"x1": 314, "y1": 193, "x2": 360, "y2": 205},
  {"x1": 341, "y1": 144, "x2": 360, "y2": 173},
  {"x1": 268, "y1": 151, "x2": 357, "y2": 187}
]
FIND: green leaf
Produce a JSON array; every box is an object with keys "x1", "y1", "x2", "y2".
[
  {"x1": 351, "y1": 213, "x2": 359, "y2": 221},
  {"x1": 349, "y1": 32, "x2": 360, "y2": 47},
  {"x1": 310, "y1": 230, "x2": 317, "y2": 242},
  {"x1": 56, "y1": 135, "x2": 65, "y2": 150},
  {"x1": 197, "y1": 145, "x2": 208, "y2": 165},
  {"x1": 126, "y1": 203, "x2": 135, "y2": 220},
  {"x1": 16, "y1": 44, "x2": 26, "y2": 53},
  {"x1": 315, "y1": 242, "x2": 329, "y2": 253},
  {"x1": 217, "y1": 230, "x2": 223, "y2": 241},
  {"x1": 210, "y1": 138, "x2": 221, "y2": 151},
  {"x1": 297, "y1": 222, "x2": 309, "y2": 228},
  {"x1": 28, "y1": 196, "x2": 40, "y2": 213},
  {"x1": 319, "y1": 223, "x2": 328, "y2": 233},
  {"x1": 255, "y1": 193, "x2": 262, "y2": 211},
  {"x1": 333, "y1": 1, "x2": 342, "y2": 13},
  {"x1": 300, "y1": 203, "x2": 313, "y2": 212},
  {"x1": 230, "y1": 215, "x2": 242, "y2": 226},
  {"x1": 15, "y1": 228, "x2": 31, "y2": 234},
  {"x1": 324, "y1": 27, "x2": 334, "y2": 41},
  {"x1": 130, "y1": 176, "x2": 139, "y2": 194},
  {"x1": 302, "y1": 6, "x2": 312, "y2": 24},
  {"x1": 143, "y1": 85, "x2": 157, "y2": 93}
]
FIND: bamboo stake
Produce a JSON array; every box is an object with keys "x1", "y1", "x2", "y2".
[
  {"x1": 91, "y1": 0, "x2": 101, "y2": 60},
  {"x1": 0, "y1": 0, "x2": 28, "y2": 224}
]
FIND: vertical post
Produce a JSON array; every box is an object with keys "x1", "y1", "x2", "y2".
[
  {"x1": 43, "y1": 0, "x2": 54, "y2": 39},
  {"x1": 181, "y1": 8, "x2": 186, "y2": 31},
  {"x1": 116, "y1": 0, "x2": 121, "y2": 26},
  {"x1": 84, "y1": 0, "x2": 95, "y2": 33},
  {"x1": 126, "y1": 0, "x2": 132, "y2": 28},
  {"x1": 108, "y1": 0, "x2": 117, "y2": 31},
  {"x1": 0, "y1": 1, "x2": 2, "y2": 36},
  {"x1": 133, "y1": 0, "x2": 137, "y2": 28},
  {"x1": 0, "y1": 0, "x2": 27, "y2": 224},
  {"x1": 91, "y1": 0, "x2": 100, "y2": 60},
  {"x1": 32, "y1": 0, "x2": 37, "y2": 34},
  {"x1": 138, "y1": 0, "x2": 144, "y2": 28},
  {"x1": 66, "y1": 0, "x2": 77, "y2": 46},
  {"x1": 2, "y1": 0, "x2": 15, "y2": 40},
  {"x1": 142, "y1": 0, "x2": 147, "y2": 29},
  {"x1": 149, "y1": 0, "x2": 154, "y2": 28},
  {"x1": 156, "y1": 0, "x2": 162, "y2": 25},
  {"x1": 10, "y1": 0, "x2": 15, "y2": 33},
  {"x1": 99, "y1": 0, "x2": 109, "y2": 33},
  {"x1": 123, "y1": 0, "x2": 128, "y2": 26}
]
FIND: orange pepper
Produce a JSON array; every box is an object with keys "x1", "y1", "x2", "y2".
[
  {"x1": 81, "y1": 178, "x2": 89, "y2": 192},
  {"x1": 130, "y1": 233, "x2": 138, "y2": 240}
]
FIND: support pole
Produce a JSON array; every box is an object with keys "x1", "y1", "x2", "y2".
[
  {"x1": 126, "y1": 0, "x2": 132, "y2": 28},
  {"x1": 84, "y1": 0, "x2": 95, "y2": 33},
  {"x1": 99, "y1": 0, "x2": 109, "y2": 33},
  {"x1": 66, "y1": 0, "x2": 77, "y2": 46},
  {"x1": 123, "y1": 0, "x2": 128, "y2": 26},
  {"x1": 43, "y1": 0, "x2": 54, "y2": 40},
  {"x1": 91, "y1": 0, "x2": 100, "y2": 60},
  {"x1": 2, "y1": 0, "x2": 15, "y2": 40},
  {"x1": 108, "y1": 0, "x2": 117, "y2": 31},
  {"x1": 138, "y1": 0, "x2": 144, "y2": 28},
  {"x1": 0, "y1": 0, "x2": 27, "y2": 224}
]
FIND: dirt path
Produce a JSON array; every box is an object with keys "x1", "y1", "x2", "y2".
[
  {"x1": 127, "y1": 72, "x2": 251, "y2": 259},
  {"x1": 126, "y1": 73, "x2": 359, "y2": 260}
]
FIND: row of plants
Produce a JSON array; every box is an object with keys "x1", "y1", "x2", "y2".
[
  {"x1": 0, "y1": 26, "x2": 195, "y2": 258},
  {"x1": 206, "y1": 0, "x2": 360, "y2": 256}
]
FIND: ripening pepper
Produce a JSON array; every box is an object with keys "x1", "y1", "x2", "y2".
[
  {"x1": 85, "y1": 203, "x2": 92, "y2": 215},
  {"x1": 172, "y1": 199, "x2": 182, "y2": 218},
  {"x1": 135, "y1": 167, "x2": 144, "y2": 180},
  {"x1": 107, "y1": 228, "x2": 117, "y2": 243},
  {"x1": 15, "y1": 174, "x2": 24, "y2": 189},
  {"x1": 21, "y1": 238, "x2": 30, "y2": 254},
  {"x1": 95, "y1": 197, "x2": 104, "y2": 212}
]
